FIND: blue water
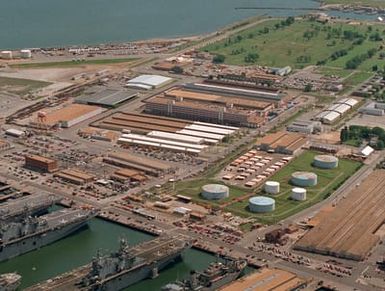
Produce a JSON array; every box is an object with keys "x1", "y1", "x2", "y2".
[{"x1": 0, "y1": 0, "x2": 321, "y2": 49}]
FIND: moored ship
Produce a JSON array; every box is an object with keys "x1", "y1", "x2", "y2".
[
  {"x1": 0, "y1": 208, "x2": 97, "y2": 262},
  {"x1": 162, "y1": 258, "x2": 247, "y2": 291}
]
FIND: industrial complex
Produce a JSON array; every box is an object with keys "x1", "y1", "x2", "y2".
[{"x1": 0, "y1": 11, "x2": 385, "y2": 291}]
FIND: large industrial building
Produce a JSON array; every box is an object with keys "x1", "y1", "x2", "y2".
[
  {"x1": 287, "y1": 119, "x2": 322, "y2": 134},
  {"x1": 315, "y1": 98, "x2": 359, "y2": 124},
  {"x1": 103, "y1": 152, "x2": 173, "y2": 177},
  {"x1": 30, "y1": 104, "x2": 103, "y2": 129},
  {"x1": 54, "y1": 169, "x2": 95, "y2": 185},
  {"x1": 359, "y1": 102, "x2": 385, "y2": 116},
  {"x1": 144, "y1": 86, "x2": 273, "y2": 127},
  {"x1": 76, "y1": 89, "x2": 138, "y2": 108},
  {"x1": 220, "y1": 268, "x2": 307, "y2": 291},
  {"x1": 295, "y1": 170, "x2": 385, "y2": 261},
  {"x1": 256, "y1": 131, "x2": 308, "y2": 155},
  {"x1": 25, "y1": 155, "x2": 59, "y2": 173}
]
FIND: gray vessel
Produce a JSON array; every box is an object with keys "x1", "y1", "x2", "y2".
[
  {"x1": 0, "y1": 194, "x2": 60, "y2": 222},
  {"x1": 0, "y1": 273, "x2": 21, "y2": 291},
  {"x1": 78, "y1": 235, "x2": 191, "y2": 291},
  {"x1": 0, "y1": 208, "x2": 97, "y2": 262},
  {"x1": 162, "y1": 258, "x2": 247, "y2": 291}
]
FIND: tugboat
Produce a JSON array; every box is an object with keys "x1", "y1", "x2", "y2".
[
  {"x1": 0, "y1": 273, "x2": 21, "y2": 291},
  {"x1": 162, "y1": 257, "x2": 247, "y2": 291}
]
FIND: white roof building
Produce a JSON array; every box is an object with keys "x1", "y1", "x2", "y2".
[
  {"x1": 126, "y1": 74, "x2": 173, "y2": 90},
  {"x1": 360, "y1": 145, "x2": 374, "y2": 157}
]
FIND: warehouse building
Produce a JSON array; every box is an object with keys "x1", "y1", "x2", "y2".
[
  {"x1": 111, "y1": 168, "x2": 147, "y2": 183},
  {"x1": 359, "y1": 102, "x2": 385, "y2": 116},
  {"x1": 256, "y1": 131, "x2": 308, "y2": 155},
  {"x1": 126, "y1": 74, "x2": 173, "y2": 90},
  {"x1": 5, "y1": 128, "x2": 25, "y2": 138},
  {"x1": 76, "y1": 89, "x2": 138, "y2": 108},
  {"x1": 287, "y1": 119, "x2": 322, "y2": 134},
  {"x1": 315, "y1": 98, "x2": 359, "y2": 124},
  {"x1": 103, "y1": 152, "x2": 173, "y2": 177},
  {"x1": 54, "y1": 169, "x2": 95, "y2": 185},
  {"x1": 30, "y1": 104, "x2": 104, "y2": 129},
  {"x1": 25, "y1": 155, "x2": 58, "y2": 173},
  {"x1": 220, "y1": 268, "x2": 307, "y2": 291}
]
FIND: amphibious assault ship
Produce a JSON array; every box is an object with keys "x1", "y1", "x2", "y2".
[
  {"x1": 78, "y1": 235, "x2": 191, "y2": 291},
  {"x1": 0, "y1": 273, "x2": 21, "y2": 291},
  {"x1": 162, "y1": 258, "x2": 247, "y2": 291},
  {"x1": 0, "y1": 193, "x2": 60, "y2": 222},
  {"x1": 0, "y1": 208, "x2": 97, "y2": 262}
]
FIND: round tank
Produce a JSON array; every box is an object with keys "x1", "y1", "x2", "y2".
[
  {"x1": 201, "y1": 184, "x2": 229, "y2": 200},
  {"x1": 291, "y1": 171, "x2": 318, "y2": 187},
  {"x1": 264, "y1": 181, "x2": 280, "y2": 194},
  {"x1": 1, "y1": 51, "x2": 12, "y2": 60},
  {"x1": 20, "y1": 49, "x2": 32, "y2": 59},
  {"x1": 313, "y1": 155, "x2": 339, "y2": 169},
  {"x1": 291, "y1": 187, "x2": 307, "y2": 201},
  {"x1": 248, "y1": 196, "x2": 275, "y2": 213}
]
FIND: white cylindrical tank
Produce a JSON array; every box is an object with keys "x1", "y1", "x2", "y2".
[
  {"x1": 20, "y1": 49, "x2": 32, "y2": 59},
  {"x1": 248, "y1": 196, "x2": 275, "y2": 213},
  {"x1": 313, "y1": 155, "x2": 339, "y2": 169},
  {"x1": 291, "y1": 188, "x2": 307, "y2": 201},
  {"x1": 1, "y1": 51, "x2": 13, "y2": 59},
  {"x1": 291, "y1": 171, "x2": 318, "y2": 187},
  {"x1": 201, "y1": 184, "x2": 229, "y2": 200},
  {"x1": 264, "y1": 181, "x2": 280, "y2": 194}
]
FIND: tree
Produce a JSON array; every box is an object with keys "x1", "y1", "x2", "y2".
[
  {"x1": 212, "y1": 54, "x2": 225, "y2": 64},
  {"x1": 244, "y1": 52, "x2": 259, "y2": 63},
  {"x1": 376, "y1": 140, "x2": 385, "y2": 150},
  {"x1": 372, "y1": 64, "x2": 379, "y2": 72},
  {"x1": 340, "y1": 126, "x2": 349, "y2": 142}
]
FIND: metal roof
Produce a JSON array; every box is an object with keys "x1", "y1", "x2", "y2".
[{"x1": 76, "y1": 89, "x2": 138, "y2": 107}]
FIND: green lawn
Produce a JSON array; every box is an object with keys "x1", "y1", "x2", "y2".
[
  {"x1": 10, "y1": 58, "x2": 137, "y2": 69},
  {"x1": 0, "y1": 76, "x2": 51, "y2": 96},
  {"x1": 315, "y1": 66, "x2": 353, "y2": 78},
  {"x1": 322, "y1": 0, "x2": 385, "y2": 9},
  {"x1": 202, "y1": 18, "x2": 385, "y2": 69},
  {"x1": 224, "y1": 151, "x2": 362, "y2": 224}
]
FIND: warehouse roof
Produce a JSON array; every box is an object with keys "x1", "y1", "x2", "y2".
[
  {"x1": 76, "y1": 89, "x2": 138, "y2": 107},
  {"x1": 322, "y1": 111, "x2": 340, "y2": 122},
  {"x1": 126, "y1": 74, "x2": 173, "y2": 89}
]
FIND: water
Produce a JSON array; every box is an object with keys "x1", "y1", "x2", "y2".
[
  {"x1": 0, "y1": 0, "x2": 321, "y2": 49},
  {"x1": 0, "y1": 217, "x2": 221, "y2": 290}
]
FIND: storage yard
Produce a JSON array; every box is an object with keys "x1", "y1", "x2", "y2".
[{"x1": 295, "y1": 170, "x2": 385, "y2": 261}]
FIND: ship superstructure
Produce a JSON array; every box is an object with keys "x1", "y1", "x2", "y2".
[
  {"x1": 0, "y1": 193, "x2": 60, "y2": 222},
  {"x1": 162, "y1": 258, "x2": 247, "y2": 291},
  {"x1": 0, "y1": 208, "x2": 97, "y2": 262}
]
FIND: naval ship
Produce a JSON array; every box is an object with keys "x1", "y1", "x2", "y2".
[
  {"x1": 0, "y1": 194, "x2": 60, "y2": 222},
  {"x1": 78, "y1": 235, "x2": 191, "y2": 291},
  {"x1": 0, "y1": 273, "x2": 21, "y2": 291},
  {"x1": 162, "y1": 258, "x2": 247, "y2": 291},
  {"x1": 0, "y1": 208, "x2": 97, "y2": 262}
]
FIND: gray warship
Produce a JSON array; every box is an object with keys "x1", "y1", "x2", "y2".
[
  {"x1": 0, "y1": 194, "x2": 60, "y2": 222},
  {"x1": 77, "y1": 235, "x2": 191, "y2": 291},
  {"x1": 0, "y1": 273, "x2": 21, "y2": 291},
  {"x1": 162, "y1": 258, "x2": 247, "y2": 291},
  {"x1": 0, "y1": 207, "x2": 97, "y2": 262}
]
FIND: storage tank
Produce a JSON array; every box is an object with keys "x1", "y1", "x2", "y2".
[
  {"x1": 201, "y1": 184, "x2": 229, "y2": 200},
  {"x1": 248, "y1": 196, "x2": 275, "y2": 213},
  {"x1": 291, "y1": 171, "x2": 317, "y2": 187},
  {"x1": 291, "y1": 187, "x2": 307, "y2": 201},
  {"x1": 1, "y1": 51, "x2": 12, "y2": 59},
  {"x1": 20, "y1": 49, "x2": 32, "y2": 59},
  {"x1": 264, "y1": 181, "x2": 280, "y2": 194},
  {"x1": 313, "y1": 155, "x2": 338, "y2": 169}
]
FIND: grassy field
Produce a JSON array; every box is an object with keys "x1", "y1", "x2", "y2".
[
  {"x1": 0, "y1": 76, "x2": 51, "y2": 96},
  {"x1": 322, "y1": 0, "x2": 385, "y2": 9},
  {"x1": 224, "y1": 151, "x2": 362, "y2": 224},
  {"x1": 202, "y1": 18, "x2": 385, "y2": 70},
  {"x1": 10, "y1": 58, "x2": 137, "y2": 69},
  {"x1": 315, "y1": 66, "x2": 354, "y2": 78}
]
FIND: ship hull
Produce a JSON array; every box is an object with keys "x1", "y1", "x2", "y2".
[
  {"x1": 87, "y1": 251, "x2": 183, "y2": 291},
  {"x1": 201, "y1": 270, "x2": 243, "y2": 291},
  {"x1": 0, "y1": 220, "x2": 89, "y2": 262}
]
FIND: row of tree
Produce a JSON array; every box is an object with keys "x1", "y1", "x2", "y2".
[{"x1": 340, "y1": 125, "x2": 385, "y2": 150}]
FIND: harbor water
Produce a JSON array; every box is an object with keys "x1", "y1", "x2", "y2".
[
  {"x1": 0, "y1": 217, "x2": 230, "y2": 290},
  {"x1": 0, "y1": 0, "x2": 321, "y2": 49}
]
